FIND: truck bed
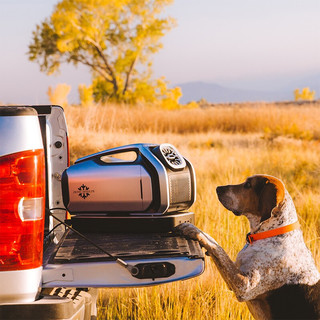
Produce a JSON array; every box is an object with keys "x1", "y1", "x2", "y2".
[{"x1": 47, "y1": 230, "x2": 203, "y2": 264}]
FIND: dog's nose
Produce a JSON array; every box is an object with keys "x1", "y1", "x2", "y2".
[{"x1": 216, "y1": 186, "x2": 225, "y2": 196}]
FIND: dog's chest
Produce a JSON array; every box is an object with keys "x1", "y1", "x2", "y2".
[
  {"x1": 235, "y1": 243, "x2": 251, "y2": 268},
  {"x1": 235, "y1": 233, "x2": 320, "y2": 287}
]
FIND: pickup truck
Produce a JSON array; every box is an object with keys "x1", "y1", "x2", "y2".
[{"x1": 0, "y1": 105, "x2": 204, "y2": 320}]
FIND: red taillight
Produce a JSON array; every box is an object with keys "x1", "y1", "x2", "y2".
[{"x1": 0, "y1": 149, "x2": 45, "y2": 271}]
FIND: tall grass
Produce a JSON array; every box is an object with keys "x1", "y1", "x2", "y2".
[
  {"x1": 65, "y1": 102, "x2": 320, "y2": 136},
  {"x1": 65, "y1": 102, "x2": 320, "y2": 319}
]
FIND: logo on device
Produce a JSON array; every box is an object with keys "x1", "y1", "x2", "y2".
[{"x1": 74, "y1": 184, "x2": 94, "y2": 199}]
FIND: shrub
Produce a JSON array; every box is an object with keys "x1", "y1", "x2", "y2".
[
  {"x1": 47, "y1": 83, "x2": 71, "y2": 106},
  {"x1": 78, "y1": 84, "x2": 94, "y2": 107}
]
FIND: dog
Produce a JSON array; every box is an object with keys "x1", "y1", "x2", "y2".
[{"x1": 176, "y1": 174, "x2": 320, "y2": 319}]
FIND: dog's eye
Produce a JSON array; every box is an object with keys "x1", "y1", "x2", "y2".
[{"x1": 244, "y1": 181, "x2": 251, "y2": 189}]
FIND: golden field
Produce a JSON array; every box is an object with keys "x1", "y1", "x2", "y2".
[{"x1": 65, "y1": 102, "x2": 320, "y2": 320}]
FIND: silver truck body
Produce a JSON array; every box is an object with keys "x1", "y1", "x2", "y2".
[{"x1": 0, "y1": 105, "x2": 204, "y2": 319}]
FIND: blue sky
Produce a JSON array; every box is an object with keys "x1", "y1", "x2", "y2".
[{"x1": 0, "y1": 0, "x2": 319, "y2": 104}]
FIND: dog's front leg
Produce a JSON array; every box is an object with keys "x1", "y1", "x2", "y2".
[{"x1": 176, "y1": 223, "x2": 259, "y2": 302}]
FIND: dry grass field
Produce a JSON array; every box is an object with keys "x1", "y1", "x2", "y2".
[{"x1": 65, "y1": 102, "x2": 320, "y2": 319}]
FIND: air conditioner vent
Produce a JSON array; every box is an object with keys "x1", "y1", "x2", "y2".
[{"x1": 155, "y1": 144, "x2": 186, "y2": 170}]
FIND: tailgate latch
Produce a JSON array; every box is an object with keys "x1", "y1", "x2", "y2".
[{"x1": 131, "y1": 262, "x2": 175, "y2": 280}]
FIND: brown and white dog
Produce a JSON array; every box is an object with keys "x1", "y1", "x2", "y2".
[{"x1": 176, "y1": 174, "x2": 320, "y2": 319}]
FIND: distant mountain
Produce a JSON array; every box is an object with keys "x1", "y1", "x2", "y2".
[{"x1": 177, "y1": 81, "x2": 293, "y2": 104}]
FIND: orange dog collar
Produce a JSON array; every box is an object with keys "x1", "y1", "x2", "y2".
[{"x1": 246, "y1": 221, "x2": 300, "y2": 244}]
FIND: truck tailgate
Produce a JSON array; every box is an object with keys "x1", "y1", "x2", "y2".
[{"x1": 42, "y1": 230, "x2": 204, "y2": 288}]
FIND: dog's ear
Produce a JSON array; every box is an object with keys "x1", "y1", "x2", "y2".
[{"x1": 258, "y1": 177, "x2": 285, "y2": 223}]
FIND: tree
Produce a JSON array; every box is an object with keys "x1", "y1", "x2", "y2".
[
  {"x1": 294, "y1": 88, "x2": 316, "y2": 101},
  {"x1": 47, "y1": 83, "x2": 71, "y2": 106},
  {"x1": 28, "y1": 0, "x2": 175, "y2": 103}
]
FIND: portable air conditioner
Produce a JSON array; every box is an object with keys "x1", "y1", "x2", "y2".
[{"x1": 62, "y1": 143, "x2": 196, "y2": 217}]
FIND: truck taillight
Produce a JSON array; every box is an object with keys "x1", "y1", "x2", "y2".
[{"x1": 0, "y1": 149, "x2": 45, "y2": 271}]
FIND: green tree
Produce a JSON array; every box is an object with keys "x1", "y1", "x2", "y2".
[{"x1": 28, "y1": 0, "x2": 175, "y2": 103}]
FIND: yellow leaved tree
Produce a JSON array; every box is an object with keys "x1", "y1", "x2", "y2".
[
  {"x1": 294, "y1": 88, "x2": 316, "y2": 101},
  {"x1": 28, "y1": 0, "x2": 178, "y2": 105},
  {"x1": 47, "y1": 83, "x2": 71, "y2": 106}
]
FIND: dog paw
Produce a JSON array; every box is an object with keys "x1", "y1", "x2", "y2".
[{"x1": 175, "y1": 222, "x2": 203, "y2": 242}]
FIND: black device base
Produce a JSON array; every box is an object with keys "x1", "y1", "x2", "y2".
[{"x1": 70, "y1": 212, "x2": 194, "y2": 233}]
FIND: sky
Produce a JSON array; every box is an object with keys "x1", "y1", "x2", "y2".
[{"x1": 0, "y1": 0, "x2": 319, "y2": 104}]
